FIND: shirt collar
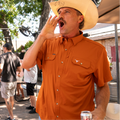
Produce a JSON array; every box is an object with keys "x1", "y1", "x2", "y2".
[{"x1": 59, "y1": 31, "x2": 84, "y2": 45}]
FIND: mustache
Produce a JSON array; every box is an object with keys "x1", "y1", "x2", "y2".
[{"x1": 58, "y1": 18, "x2": 66, "y2": 24}]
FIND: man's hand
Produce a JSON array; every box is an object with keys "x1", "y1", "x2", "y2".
[
  {"x1": 91, "y1": 106, "x2": 106, "y2": 120},
  {"x1": 40, "y1": 15, "x2": 61, "y2": 39}
]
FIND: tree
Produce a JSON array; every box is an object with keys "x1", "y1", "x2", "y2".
[
  {"x1": 0, "y1": 0, "x2": 43, "y2": 49},
  {"x1": 16, "y1": 40, "x2": 33, "y2": 52},
  {"x1": 24, "y1": 40, "x2": 33, "y2": 50},
  {"x1": 0, "y1": 0, "x2": 19, "y2": 47},
  {"x1": 17, "y1": 0, "x2": 54, "y2": 40},
  {"x1": 0, "y1": 0, "x2": 56, "y2": 50},
  {"x1": 38, "y1": 0, "x2": 51, "y2": 32}
]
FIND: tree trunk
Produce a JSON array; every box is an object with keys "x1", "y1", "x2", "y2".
[
  {"x1": 0, "y1": 24, "x2": 12, "y2": 43},
  {"x1": 0, "y1": 11, "x2": 13, "y2": 49},
  {"x1": 38, "y1": 0, "x2": 51, "y2": 32}
]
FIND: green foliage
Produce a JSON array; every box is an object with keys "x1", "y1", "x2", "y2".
[
  {"x1": 16, "y1": 40, "x2": 34, "y2": 52},
  {"x1": 0, "y1": 31, "x2": 4, "y2": 40},
  {"x1": 24, "y1": 40, "x2": 33, "y2": 50},
  {"x1": 14, "y1": 0, "x2": 43, "y2": 18},
  {"x1": 0, "y1": 0, "x2": 43, "y2": 42},
  {"x1": 17, "y1": 46, "x2": 21, "y2": 52},
  {"x1": 0, "y1": 0, "x2": 18, "y2": 23}
]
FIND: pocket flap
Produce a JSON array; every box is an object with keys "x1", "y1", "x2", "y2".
[
  {"x1": 45, "y1": 54, "x2": 56, "y2": 60},
  {"x1": 72, "y1": 58, "x2": 90, "y2": 68}
]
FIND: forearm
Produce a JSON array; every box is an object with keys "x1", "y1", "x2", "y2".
[
  {"x1": 16, "y1": 66, "x2": 22, "y2": 73},
  {"x1": 22, "y1": 34, "x2": 46, "y2": 69},
  {"x1": 0, "y1": 69, "x2": 2, "y2": 74},
  {"x1": 95, "y1": 83, "x2": 110, "y2": 112}
]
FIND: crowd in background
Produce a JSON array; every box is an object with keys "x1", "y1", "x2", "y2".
[{"x1": 0, "y1": 43, "x2": 38, "y2": 120}]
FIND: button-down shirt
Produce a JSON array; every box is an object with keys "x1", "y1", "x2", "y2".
[{"x1": 36, "y1": 32, "x2": 112, "y2": 119}]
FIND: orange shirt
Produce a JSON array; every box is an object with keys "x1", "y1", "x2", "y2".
[{"x1": 36, "y1": 32, "x2": 112, "y2": 120}]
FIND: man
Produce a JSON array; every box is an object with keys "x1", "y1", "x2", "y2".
[
  {"x1": 24, "y1": 64, "x2": 38, "y2": 114},
  {"x1": 22, "y1": 0, "x2": 112, "y2": 119},
  {"x1": 0, "y1": 43, "x2": 21, "y2": 120}
]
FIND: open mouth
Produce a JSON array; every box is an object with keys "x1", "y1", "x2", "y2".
[{"x1": 59, "y1": 21, "x2": 64, "y2": 28}]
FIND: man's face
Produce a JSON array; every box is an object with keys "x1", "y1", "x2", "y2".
[{"x1": 58, "y1": 7, "x2": 83, "y2": 37}]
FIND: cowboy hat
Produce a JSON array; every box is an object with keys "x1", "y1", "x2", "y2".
[{"x1": 49, "y1": 0, "x2": 98, "y2": 30}]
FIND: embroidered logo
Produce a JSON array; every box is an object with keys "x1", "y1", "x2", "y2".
[{"x1": 54, "y1": 1, "x2": 65, "y2": 7}]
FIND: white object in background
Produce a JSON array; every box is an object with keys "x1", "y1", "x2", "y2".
[{"x1": 104, "y1": 103, "x2": 120, "y2": 120}]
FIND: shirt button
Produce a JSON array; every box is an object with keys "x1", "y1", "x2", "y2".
[
  {"x1": 58, "y1": 75, "x2": 60, "y2": 77},
  {"x1": 65, "y1": 49, "x2": 67, "y2": 51},
  {"x1": 56, "y1": 103, "x2": 58, "y2": 105},
  {"x1": 80, "y1": 63, "x2": 83, "y2": 65},
  {"x1": 57, "y1": 89, "x2": 59, "y2": 91},
  {"x1": 61, "y1": 61, "x2": 63, "y2": 64},
  {"x1": 57, "y1": 116, "x2": 59, "y2": 118}
]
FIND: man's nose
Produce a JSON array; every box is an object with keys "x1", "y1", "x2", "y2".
[{"x1": 58, "y1": 11, "x2": 64, "y2": 17}]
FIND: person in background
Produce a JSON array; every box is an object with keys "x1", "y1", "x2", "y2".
[
  {"x1": 16, "y1": 68, "x2": 24, "y2": 98},
  {"x1": 24, "y1": 64, "x2": 38, "y2": 114},
  {"x1": 0, "y1": 43, "x2": 21, "y2": 120},
  {"x1": 15, "y1": 53, "x2": 24, "y2": 98},
  {"x1": 22, "y1": 0, "x2": 113, "y2": 119}
]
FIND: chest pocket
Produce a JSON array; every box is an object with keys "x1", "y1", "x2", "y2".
[
  {"x1": 45, "y1": 54, "x2": 56, "y2": 61},
  {"x1": 44, "y1": 53, "x2": 56, "y2": 73},
  {"x1": 68, "y1": 58, "x2": 92, "y2": 86},
  {"x1": 72, "y1": 58, "x2": 90, "y2": 69}
]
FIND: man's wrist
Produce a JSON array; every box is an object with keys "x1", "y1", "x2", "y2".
[
  {"x1": 97, "y1": 105, "x2": 106, "y2": 113},
  {"x1": 39, "y1": 33, "x2": 47, "y2": 41}
]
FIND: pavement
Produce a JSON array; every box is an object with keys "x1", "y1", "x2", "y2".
[
  {"x1": 0, "y1": 80, "x2": 42, "y2": 120},
  {"x1": 0, "y1": 100, "x2": 39, "y2": 120}
]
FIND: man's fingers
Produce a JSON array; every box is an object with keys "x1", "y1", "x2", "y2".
[
  {"x1": 46, "y1": 16, "x2": 52, "y2": 24},
  {"x1": 50, "y1": 15, "x2": 57, "y2": 25}
]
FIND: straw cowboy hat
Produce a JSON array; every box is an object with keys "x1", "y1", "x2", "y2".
[{"x1": 49, "y1": 0, "x2": 98, "y2": 30}]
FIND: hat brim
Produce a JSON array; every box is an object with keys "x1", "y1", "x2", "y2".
[{"x1": 49, "y1": 0, "x2": 98, "y2": 30}]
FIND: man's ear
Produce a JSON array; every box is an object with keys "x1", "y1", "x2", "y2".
[
  {"x1": 78, "y1": 15, "x2": 84, "y2": 23},
  {"x1": 4, "y1": 47, "x2": 7, "y2": 53}
]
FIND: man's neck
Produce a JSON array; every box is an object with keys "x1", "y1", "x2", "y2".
[
  {"x1": 6, "y1": 50, "x2": 12, "y2": 53},
  {"x1": 62, "y1": 30, "x2": 81, "y2": 38}
]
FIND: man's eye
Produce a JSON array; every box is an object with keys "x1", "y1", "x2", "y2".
[{"x1": 65, "y1": 11, "x2": 69, "y2": 13}]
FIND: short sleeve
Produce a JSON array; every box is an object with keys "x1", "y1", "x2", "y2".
[
  {"x1": 37, "y1": 51, "x2": 43, "y2": 69},
  {"x1": 94, "y1": 48, "x2": 113, "y2": 87},
  {"x1": 0, "y1": 55, "x2": 4, "y2": 66},
  {"x1": 36, "y1": 40, "x2": 47, "y2": 69}
]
